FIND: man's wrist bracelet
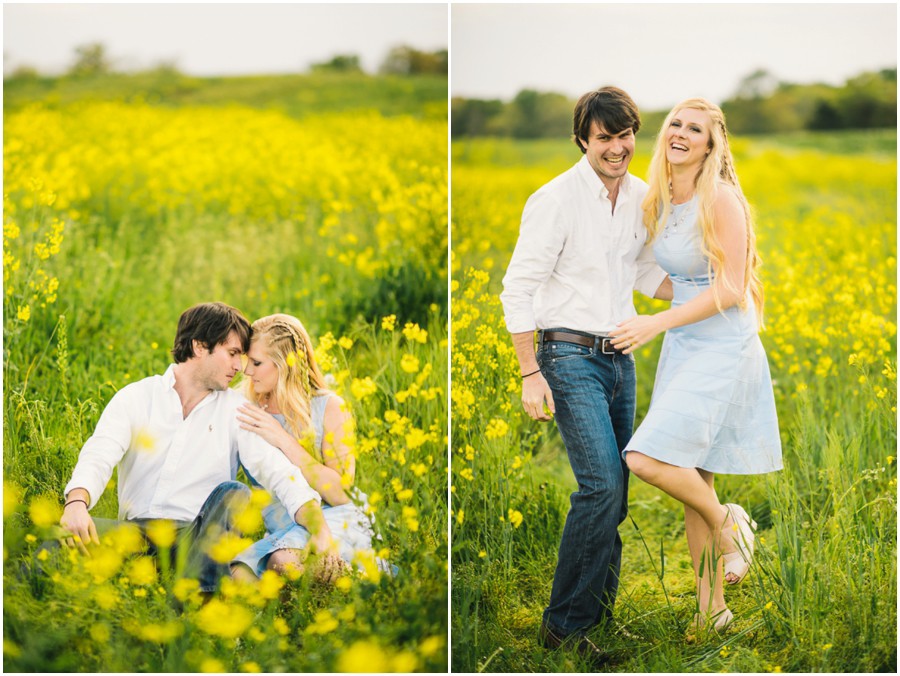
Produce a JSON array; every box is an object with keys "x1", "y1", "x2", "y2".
[
  {"x1": 521, "y1": 369, "x2": 541, "y2": 379},
  {"x1": 64, "y1": 499, "x2": 88, "y2": 509}
]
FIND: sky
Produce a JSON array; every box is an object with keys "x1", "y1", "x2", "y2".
[
  {"x1": 3, "y1": 3, "x2": 448, "y2": 76},
  {"x1": 452, "y1": 3, "x2": 897, "y2": 110}
]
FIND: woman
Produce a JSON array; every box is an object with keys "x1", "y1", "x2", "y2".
[
  {"x1": 230, "y1": 313, "x2": 377, "y2": 581},
  {"x1": 609, "y1": 99, "x2": 782, "y2": 636}
]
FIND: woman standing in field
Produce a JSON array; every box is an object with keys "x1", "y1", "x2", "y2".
[
  {"x1": 609, "y1": 98, "x2": 782, "y2": 636},
  {"x1": 230, "y1": 314, "x2": 376, "y2": 582}
]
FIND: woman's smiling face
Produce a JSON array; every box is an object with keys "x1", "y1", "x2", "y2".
[{"x1": 665, "y1": 107, "x2": 712, "y2": 172}]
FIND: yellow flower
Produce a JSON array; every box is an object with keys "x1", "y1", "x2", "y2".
[
  {"x1": 507, "y1": 509, "x2": 523, "y2": 529},
  {"x1": 350, "y1": 377, "x2": 378, "y2": 401},
  {"x1": 338, "y1": 336, "x2": 354, "y2": 350},
  {"x1": 258, "y1": 570, "x2": 284, "y2": 600},
  {"x1": 402, "y1": 321, "x2": 428, "y2": 343},
  {"x1": 206, "y1": 532, "x2": 253, "y2": 564},
  {"x1": 286, "y1": 352, "x2": 297, "y2": 367},
  {"x1": 381, "y1": 314, "x2": 397, "y2": 332},
  {"x1": 17, "y1": 304, "x2": 30, "y2": 322},
  {"x1": 400, "y1": 353, "x2": 420, "y2": 373},
  {"x1": 392, "y1": 651, "x2": 420, "y2": 672},
  {"x1": 233, "y1": 503, "x2": 264, "y2": 534},
  {"x1": 485, "y1": 418, "x2": 509, "y2": 439},
  {"x1": 28, "y1": 495, "x2": 61, "y2": 527},
  {"x1": 4, "y1": 481, "x2": 21, "y2": 519},
  {"x1": 306, "y1": 609, "x2": 339, "y2": 635},
  {"x1": 338, "y1": 641, "x2": 389, "y2": 673},
  {"x1": 272, "y1": 616, "x2": 290, "y2": 636},
  {"x1": 419, "y1": 635, "x2": 444, "y2": 658},
  {"x1": 335, "y1": 576, "x2": 352, "y2": 593},
  {"x1": 125, "y1": 556, "x2": 158, "y2": 586},
  {"x1": 173, "y1": 577, "x2": 200, "y2": 602},
  {"x1": 92, "y1": 585, "x2": 120, "y2": 610},
  {"x1": 240, "y1": 662, "x2": 262, "y2": 673},
  {"x1": 199, "y1": 658, "x2": 226, "y2": 673},
  {"x1": 197, "y1": 599, "x2": 254, "y2": 639},
  {"x1": 144, "y1": 520, "x2": 177, "y2": 548}
]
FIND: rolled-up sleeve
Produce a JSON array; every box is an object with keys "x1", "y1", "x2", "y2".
[
  {"x1": 237, "y1": 430, "x2": 321, "y2": 521},
  {"x1": 500, "y1": 191, "x2": 567, "y2": 333},
  {"x1": 64, "y1": 388, "x2": 133, "y2": 508},
  {"x1": 633, "y1": 240, "x2": 668, "y2": 298}
]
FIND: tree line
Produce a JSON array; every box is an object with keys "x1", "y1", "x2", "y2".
[
  {"x1": 452, "y1": 68, "x2": 897, "y2": 138},
  {"x1": 5, "y1": 43, "x2": 447, "y2": 79}
]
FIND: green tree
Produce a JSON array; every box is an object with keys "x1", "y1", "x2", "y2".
[
  {"x1": 310, "y1": 54, "x2": 363, "y2": 74},
  {"x1": 379, "y1": 46, "x2": 447, "y2": 76},
  {"x1": 68, "y1": 43, "x2": 112, "y2": 77}
]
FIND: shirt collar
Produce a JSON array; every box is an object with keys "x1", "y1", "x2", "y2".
[
  {"x1": 576, "y1": 154, "x2": 633, "y2": 200},
  {"x1": 163, "y1": 363, "x2": 178, "y2": 390}
]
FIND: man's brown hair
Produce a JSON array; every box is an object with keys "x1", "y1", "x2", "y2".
[
  {"x1": 171, "y1": 302, "x2": 251, "y2": 363},
  {"x1": 573, "y1": 86, "x2": 641, "y2": 153}
]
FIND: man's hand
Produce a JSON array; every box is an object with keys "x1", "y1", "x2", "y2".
[
  {"x1": 60, "y1": 497, "x2": 99, "y2": 555},
  {"x1": 522, "y1": 371, "x2": 555, "y2": 421}
]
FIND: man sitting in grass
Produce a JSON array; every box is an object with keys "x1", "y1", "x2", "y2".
[{"x1": 57, "y1": 301, "x2": 342, "y2": 591}]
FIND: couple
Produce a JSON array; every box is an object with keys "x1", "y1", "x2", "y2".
[
  {"x1": 59, "y1": 302, "x2": 373, "y2": 591},
  {"x1": 501, "y1": 87, "x2": 782, "y2": 659}
]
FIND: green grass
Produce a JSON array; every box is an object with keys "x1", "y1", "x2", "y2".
[{"x1": 3, "y1": 70, "x2": 448, "y2": 121}]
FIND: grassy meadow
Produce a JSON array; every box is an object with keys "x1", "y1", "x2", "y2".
[
  {"x1": 3, "y1": 72, "x2": 448, "y2": 672},
  {"x1": 451, "y1": 130, "x2": 897, "y2": 672}
]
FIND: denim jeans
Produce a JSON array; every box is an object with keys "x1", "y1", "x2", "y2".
[
  {"x1": 46, "y1": 481, "x2": 251, "y2": 593},
  {"x1": 537, "y1": 329, "x2": 636, "y2": 636}
]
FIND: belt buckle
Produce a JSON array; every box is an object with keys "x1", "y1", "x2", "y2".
[{"x1": 600, "y1": 337, "x2": 616, "y2": 355}]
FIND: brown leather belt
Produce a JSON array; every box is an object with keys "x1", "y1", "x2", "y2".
[{"x1": 539, "y1": 330, "x2": 625, "y2": 355}]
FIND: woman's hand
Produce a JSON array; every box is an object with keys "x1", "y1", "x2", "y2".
[
  {"x1": 237, "y1": 403, "x2": 291, "y2": 449},
  {"x1": 608, "y1": 314, "x2": 668, "y2": 355}
]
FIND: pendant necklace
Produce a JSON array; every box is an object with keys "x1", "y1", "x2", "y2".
[{"x1": 663, "y1": 202, "x2": 691, "y2": 239}]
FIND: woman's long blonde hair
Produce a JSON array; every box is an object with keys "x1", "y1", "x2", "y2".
[
  {"x1": 243, "y1": 314, "x2": 328, "y2": 454},
  {"x1": 642, "y1": 98, "x2": 764, "y2": 326}
]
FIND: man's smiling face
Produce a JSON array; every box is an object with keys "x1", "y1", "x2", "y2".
[{"x1": 579, "y1": 120, "x2": 636, "y2": 187}]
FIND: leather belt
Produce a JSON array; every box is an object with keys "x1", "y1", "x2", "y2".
[{"x1": 539, "y1": 330, "x2": 625, "y2": 355}]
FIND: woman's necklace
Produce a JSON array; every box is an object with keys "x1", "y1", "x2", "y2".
[{"x1": 663, "y1": 201, "x2": 692, "y2": 239}]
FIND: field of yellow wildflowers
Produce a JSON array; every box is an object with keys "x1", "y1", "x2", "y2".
[
  {"x1": 3, "y1": 77, "x2": 448, "y2": 672},
  {"x1": 451, "y1": 132, "x2": 896, "y2": 672}
]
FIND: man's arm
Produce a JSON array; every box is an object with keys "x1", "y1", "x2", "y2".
[
  {"x1": 60, "y1": 388, "x2": 134, "y2": 551},
  {"x1": 237, "y1": 427, "x2": 324, "y2": 525},
  {"x1": 511, "y1": 331, "x2": 555, "y2": 422},
  {"x1": 634, "y1": 239, "x2": 670, "y2": 300},
  {"x1": 653, "y1": 276, "x2": 673, "y2": 301},
  {"x1": 501, "y1": 192, "x2": 566, "y2": 422}
]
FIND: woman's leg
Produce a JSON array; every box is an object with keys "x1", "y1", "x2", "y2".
[
  {"x1": 683, "y1": 469, "x2": 726, "y2": 615},
  {"x1": 626, "y1": 452, "x2": 740, "y2": 566},
  {"x1": 230, "y1": 562, "x2": 259, "y2": 583}
]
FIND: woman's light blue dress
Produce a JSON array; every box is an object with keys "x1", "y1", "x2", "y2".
[
  {"x1": 624, "y1": 197, "x2": 782, "y2": 474},
  {"x1": 233, "y1": 393, "x2": 381, "y2": 576}
]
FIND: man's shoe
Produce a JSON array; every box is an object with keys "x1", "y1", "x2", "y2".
[{"x1": 539, "y1": 622, "x2": 610, "y2": 667}]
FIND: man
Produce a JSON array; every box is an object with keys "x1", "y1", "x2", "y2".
[
  {"x1": 59, "y1": 302, "x2": 340, "y2": 591},
  {"x1": 500, "y1": 87, "x2": 673, "y2": 661}
]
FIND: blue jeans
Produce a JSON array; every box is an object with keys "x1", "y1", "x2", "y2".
[
  {"x1": 537, "y1": 330, "x2": 636, "y2": 636},
  {"x1": 53, "y1": 481, "x2": 251, "y2": 593}
]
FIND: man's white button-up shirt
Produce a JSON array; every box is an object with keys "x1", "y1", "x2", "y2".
[
  {"x1": 64, "y1": 364, "x2": 321, "y2": 522},
  {"x1": 501, "y1": 155, "x2": 667, "y2": 335}
]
